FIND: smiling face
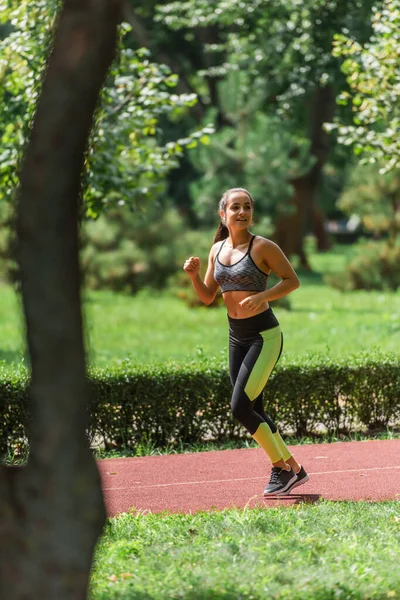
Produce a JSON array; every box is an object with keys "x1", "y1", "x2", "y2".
[{"x1": 220, "y1": 190, "x2": 253, "y2": 231}]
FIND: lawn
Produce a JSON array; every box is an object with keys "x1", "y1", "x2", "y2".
[
  {"x1": 82, "y1": 278, "x2": 400, "y2": 367},
  {"x1": 1, "y1": 243, "x2": 399, "y2": 368},
  {"x1": 90, "y1": 501, "x2": 400, "y2": 600}
]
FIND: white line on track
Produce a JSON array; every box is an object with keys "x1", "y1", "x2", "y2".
[{"x1": 102, "y1": 464, "x2": 400, "y2": 491}]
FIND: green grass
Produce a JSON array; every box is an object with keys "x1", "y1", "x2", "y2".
[
  {"x1": 1, "y1": 243, "x2": 399, "y2": 369},
  {"x1": 93, "y1": 429, "x2": 400, "y2": 460},
  {"x1": 0, "y1": 284, "x2": 26, "y2": 365},
  {"x1": 83, "y1": 284, "x2": 400, "y2": 367},
  {"x1": 90, "y1": 501, "x2": 400, "y2": 599}
]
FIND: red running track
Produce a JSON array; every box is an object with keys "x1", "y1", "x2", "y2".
[{"x1": 99, "y1": 439, "x2": 400, "y2": 516}]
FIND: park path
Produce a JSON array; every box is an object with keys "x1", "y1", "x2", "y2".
[{"x1": 98, "y1": 438, "x2": 400, "y2": 516}]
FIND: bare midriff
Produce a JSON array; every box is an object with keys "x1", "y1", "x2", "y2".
[{"x1": 223, "y1": 290, "x2": 269, "y2": 319}]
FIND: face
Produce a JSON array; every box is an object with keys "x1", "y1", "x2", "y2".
[{"x1": 220, "y1": 191, "x2": 253, "y2": 230}]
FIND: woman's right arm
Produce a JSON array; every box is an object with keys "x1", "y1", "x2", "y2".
[{"x1": 183, "y1": 245, "x2": 220, "y2": 306}]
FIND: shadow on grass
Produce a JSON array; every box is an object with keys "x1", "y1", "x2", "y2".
[{"x1": 262, "y1": 494, "x2": 321, "y2": 506}]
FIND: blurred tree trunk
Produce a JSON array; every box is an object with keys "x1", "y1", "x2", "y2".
[
  {"x1": 273, "y1": 85, "x2": 334, "y2": 268},
  {"x1": 0, "y1": 1, "x2": 121, "y2": 598}
]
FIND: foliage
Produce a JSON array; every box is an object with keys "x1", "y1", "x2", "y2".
[
  {"x1": 3, "y1": 351, "x2": 400, "y2": 456},
  {"x1": 156, "y1": 0, "x2": 376, "y2": 238},
  {"x1": 0, "y1": 362, "x2": 28, "y2": 459},
  {"x1": 0, "y1": 0, "x2": 59, "y2": 202},
  {"x1": 157, "y1": 0, "x2": 376, "y2": 131},
  {"x1": 0, "y1": 1, "x2": 212, "y2": 215},
  {"x1": 325, "y1": 145, "x2": 400, "y2": 292},
  {"x1": 80, "y1": 206, "x2": 286, "y2": 299},
  {"x1": 0, "y1": 200, "x2": 16, "y2": 282},
  {"x1": 88, "y1": 350, "x2": 400, "y2": 443},
  {"x1": 327, "y1": 0, "x2": 400, "y2": 172},
  {"x1": 81, "y1": 204, "x2": 188, "y2": 292},
  {"x1": 84, "y1": 32, "x2": 213, "y2": 217},
  {"x1": 327, "y1": 239, "x2": 400, "y2": 291},
  {"x1": 81, "y1": 210, "x2": 250, "y2": 295},
  {"x1": 188, "y1": 72, "x2": 311, "y2": 225},
  {"x1": 167, "y1": 228, "x2": 225, "y2": 307},
  {"x1": 326, "y1": 0, "x2": 400, "y2": 292},
  {"x1": 337, "y1": 163, "x2": 400, "y2": 243}
]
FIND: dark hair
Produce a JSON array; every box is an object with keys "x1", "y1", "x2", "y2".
[{"x1": 213, "y1": 187, "x2": 254, "y2": 243}]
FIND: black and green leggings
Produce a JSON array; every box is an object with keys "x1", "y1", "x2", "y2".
[{"x1": 229, "y1": 308, "x2": 291, "y2": 464}]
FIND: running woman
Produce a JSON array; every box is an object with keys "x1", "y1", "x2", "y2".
[{"x1": 183, "y1": 188, "x2": 309, "y2": 495}]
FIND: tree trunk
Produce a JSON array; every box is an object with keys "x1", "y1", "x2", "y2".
[
  {"x1": 0, "y1": 1, "x2": 121, "y2": 598},
  {"x1": 273, "y1": 85, "x2": 335, "y2": 268},
  {"x1": 313, "y1": 204, "x2": 332, "y2": 252},
  {"x1": 273, "y1": 175, "x2": 315, "y2": 270}
]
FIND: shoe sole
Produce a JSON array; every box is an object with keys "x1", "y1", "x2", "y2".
[
  {"x1": 263, "y1": 473, "x2": 298, "y2": 496},
  {"x1": 286, "y1": 474, "x2": 310, "y2": 493}
]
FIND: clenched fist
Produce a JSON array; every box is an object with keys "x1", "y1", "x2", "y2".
[
  {"x1": 238, "y1": 293, "x2": 264, "y2": 312},
  {"x1": 183, "y1": 256, "x2": 200, "y2": 279}
]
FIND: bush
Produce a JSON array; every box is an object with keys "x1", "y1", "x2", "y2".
[
  {"x1": 81, "y1": 204, "x2": 189, "y2": 292},
  {"x1": 327, "y1": 240, "x2": 400, "y2": 291},
  {"x1": 0, "y1": 200, "x2": 18, "y2": 284},
  {"x1": 167, "y1": 227, "x2": 222, "y2": 307},
  {"x1": 2, "y1": 351, "x2": 399, "y2": 456},
  {"x1": 0, "y1": 364, "x2": 29, "y2": 458}
]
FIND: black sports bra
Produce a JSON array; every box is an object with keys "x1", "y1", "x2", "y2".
[{"x1": 214, "y1": 235, "x2": 269, "y2": 293}]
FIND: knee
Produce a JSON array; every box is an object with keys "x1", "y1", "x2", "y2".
[
  {"x1": 231, "y1": 399, "x2": 245, "y2": 423},
  {"x1": 231, "y1": 393, "x2": 251, "y2": 425}
]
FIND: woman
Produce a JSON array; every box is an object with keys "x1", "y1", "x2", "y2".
[{"x1": 183, "y1": 187, "x2": 309, "y2": 495}]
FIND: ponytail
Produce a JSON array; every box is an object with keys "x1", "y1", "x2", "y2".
[{"x1": 214, "y1": 222, "x2": 229, "y2": 243}]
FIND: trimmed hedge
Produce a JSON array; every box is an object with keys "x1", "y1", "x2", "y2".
[
  {"x1": 0, "y1": 366, "x2": 30, "y2": 458},
  {"x1": 1, "y1": 352, "x2": 400, "y2": 455}
]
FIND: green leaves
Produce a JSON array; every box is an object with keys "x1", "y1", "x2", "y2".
[
  {"x1": 0, "y1": 1, "x2": 213, "y2": 215},
  {"x1": 328, "y1": 0, "x2": 400, "y2": 172},
  {"x1": 85, "y1": 33, "x2": 210, "y2": 216},
  {"x1": 156, "y1": 0, "x2": 379, "y2": 236},
  {"x1": 0, "y1": 0, "x2": 59, "y2": 201}
]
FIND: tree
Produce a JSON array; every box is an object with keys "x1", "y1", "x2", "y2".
[
  {"x1": 338, "y1": 164, "x2": 400, "y2": 247},
  {"x1": 187, "y1": 70, "x2": 304, "y2": 229},
  {"x1": 324, "y1": 0, "x2": 400, "y2": 291},
  {"x1": 0, "y1": 0, "x2": 212, "y2": 216},
  {"x1": 0, "y1": 1, "x2": 122, "y2": 598},
  {"x1": 327, "y1": 0, "x2": 400, "y2": 172},
  {"x1": 155, "y1": 0, "x2": 377, "y2": 266},
  {"x1": 0, "y1": 0, "x2": 213, "y2": 294}
]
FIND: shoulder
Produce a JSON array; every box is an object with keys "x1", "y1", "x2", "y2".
[
  {"x1": 210, "y1": 240, "x2": 225, "y2": 254},
  {"x1": 209, "y1": 240, "x2": 224, "y2": 261},
  {"x1": 252, "y1": 235, "x2": 281, "y2": 254}
]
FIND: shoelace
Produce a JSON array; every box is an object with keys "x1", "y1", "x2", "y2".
[{"x1": 268, "y1": 467, "x2": 282, "y2": 483}]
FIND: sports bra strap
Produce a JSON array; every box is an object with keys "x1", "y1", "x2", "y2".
[
  {"x1": 247, "y1": 235, "x2": 256, "y2": 253},
  {"x1": 216, "y1": 238, "x2": 226, "y2": 258}
]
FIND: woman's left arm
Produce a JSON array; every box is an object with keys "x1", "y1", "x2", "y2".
[{"x1": 239, "y1": 239, "x2": 300, "y2": 310}]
